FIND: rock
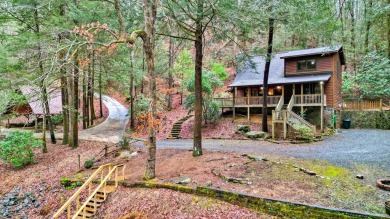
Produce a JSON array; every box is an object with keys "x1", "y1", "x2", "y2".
[
  {"x1": 245, "y1": 131, "x2": 265, "y2": 139},
  {"x1": 205, "y1": 181, "x2": 213, "y2": 187},
  {"x1": 356, "y1": 174, "x2": 364, "y2": 179},
  {"x1": 118, "y1": 151, "x2": 138, "y2": 159},
  {"x1": 24, "y1": 198, "x2": 29, "y2": 206},
  {"x1": 237, "y1": 125, "x2": 250, "y2": 133},
  {"x1": 16, "y1": 205, "x2": 23, "y2": 212},
  {"x1": 246, "y1": 154, "x2": 268, "y2": 161},
  {"x1": 171, "y1": 176, "x2": 191, "y2": 185}
]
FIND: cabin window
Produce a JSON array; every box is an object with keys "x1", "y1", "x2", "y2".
[{"x1": 297, "y1": 59, "x2": 316, "y2": 71}]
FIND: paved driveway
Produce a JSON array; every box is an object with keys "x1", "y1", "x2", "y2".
[{"x1": 150, "y1": 129, "x2": 390, "y2": 171}]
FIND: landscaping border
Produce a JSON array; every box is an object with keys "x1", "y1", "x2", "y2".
[{"x1": 121, "y1": 181, "x2": 389, "y2": 219}]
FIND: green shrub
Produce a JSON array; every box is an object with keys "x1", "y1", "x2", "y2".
[
  {"x1": 210, "y1": 62, "x2": 228, "y2": 81},
  {"x1": 119, "y1": 136, "x2": 130, "y2": 149},
  {"x1": 51, "y1": 114, "x2": 63, "y2": 125},
  {"x1": 84, "y1": 158, "x2": 95, "y2": 169},
  {"x1": 292, "y1": 125, "x2": 314, "y2": 142},
  {"x1": 0, "y1": 131, "x2": 41, "y2": 168}
]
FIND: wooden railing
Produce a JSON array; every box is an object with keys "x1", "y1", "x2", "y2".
[
  {"x1": 274, "y1": 97, "x2": 284, "y2": 120},
  {"x1": 286, "y1": 110, "x2": 316, "y2": 133},
  {"x1": 342, "y1": 99, "x2": 382, "y2": 111},
  {"x1": 214, "y1": 96, "x2": 282, "y2": 107},
  {"x1": 214, "y1": 98, "x2": 233, "y2": 107},
  {"x1": 294, "y1": 94, "x2": 324, "y2": 106},
  {"x1": 53, "y1": 163, "x2": 126, "y2": 219},
  {"x1": 287, "y1": 95, "x2": 294, "y2": 111}
]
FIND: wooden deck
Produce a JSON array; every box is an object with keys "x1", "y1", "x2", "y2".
[{"x1": 215, "y1": 94, "x2": 326, "y2": 108}]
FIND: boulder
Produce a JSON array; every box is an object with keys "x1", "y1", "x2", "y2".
[
  {"x1": 237, "y1": 125, "x2": 250, "y2": 133},
  {"x1": 246, "y1": 154, "x2": 268, "y2": 161},
  {"x1": 171, "y1": 176, "x2": 191, "y2": 185},
  {"x1": 245, "y1": 131, "x2": 265, "y2": 139}
]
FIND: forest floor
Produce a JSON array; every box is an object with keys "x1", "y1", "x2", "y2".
[
  {"x1": 68, "y1": 147, "x2": 387, "y2": 217},
  {"x1": 0, "y1": 135, "x2": 389, "y2": 218}
]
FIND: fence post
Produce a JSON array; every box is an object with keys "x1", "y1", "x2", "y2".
[{"x1": 380, "y1": 99, "x2": 383, "y2": 111}]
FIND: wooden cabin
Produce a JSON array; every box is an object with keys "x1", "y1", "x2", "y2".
[
  {"x1": 215, "y1": 45, "x2": 345, "y2": 136},
  {"x1": 2, "y1": 86, "x2": 62, "y2": 126}
]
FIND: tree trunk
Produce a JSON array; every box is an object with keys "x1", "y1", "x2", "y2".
[
  {"x1": 364, "y1": 0, "x2": 372, "y2": 54},
  {"x1": 167, "y1": 37, "x2": 174, "y2": 110},
  {"x1": 99, "y1": 58, "x2": 103, "y2": 118},
  {"x1": 388, "y1": 0, "x2": 390, "y2": 58},
  {"x1": 129, "y1": 49, "x2": 135, "y2": 130},
  {"x1": 82, "y1": 67, "x2": 87, "y2": 129},
  {"x1": 262, "y1": 18, "x2": 274, "y2": 132},
  {"x1": 193, "y1": 16, "x2": 203, "y2": 157},
  {"x1": 90, "y1": 51, "x2": 96, "y2": 124},
  {"x1": 349, "y1": 0, "x2": 356, "y2": 72},
  {"x1": 143, "y1": 0, "x2": 157, "y2": 180},
  {"x1": 34, "y1": 4, "x2": 56, "y2": 145},
  {"x1": 60, "y1": 62, "x2": 69, "y2": 145},
  {"x1": 71, "y1": 57, "x2": 79, "y2": 148},
  {"x1": 42, "y1": 111, "x2": 47, "y2": 153}
]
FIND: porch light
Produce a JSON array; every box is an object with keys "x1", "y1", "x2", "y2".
[
  {"x1": 260, "y1": 87, "x2": 263, "y2": 90},
  {"x1": 276, "y1": 86, "x2": 282, "y2": 90},
  {"x1": 320, "y1": 81, "x2": 324, "y2": 85}
]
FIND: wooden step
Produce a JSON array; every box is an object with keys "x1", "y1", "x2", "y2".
[
  {"x1": 97, "y1": 185, "x2": 116, "y2": 194},
  {"x1": 76, "y1": 210, "x2": 95, "y2": 218},
  {"x1": 95, "y1": 193, "x2": 106, "y2": 199}
]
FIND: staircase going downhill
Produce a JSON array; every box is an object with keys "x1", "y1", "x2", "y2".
[
  {"x1": 53, "y1": 163, "x2": 126, "y2": 219},
  {"x1": 167, "y1": 115, "x2": 193, "y2": 139},
  {"x1": 286, "y1": 110, "x2": 316, "y2": 133}
]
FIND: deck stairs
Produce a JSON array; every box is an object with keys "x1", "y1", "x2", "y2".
[
  {"x1": 272, "y1": 95, "x2": 316, "y2": 138},
  {"x1": 52, "y1": 163, "x2": 126, "y2": 219},
  {"x1": 167, "y1": 115, "x2": 193, "y2": 139}
]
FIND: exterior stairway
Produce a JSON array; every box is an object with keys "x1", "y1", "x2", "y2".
[
  {"x1": 53, "y1": 164, "x2": 126, "y2": 219},
  {"x1": 167, "y1": 115, "x2": 193, "y2": 139}
]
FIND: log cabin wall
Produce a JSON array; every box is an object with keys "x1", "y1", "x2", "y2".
[
  {"x1": 332, "y1": 53, "x2": 343, "y2": 109},
  {"x1": 284, "y1": 55, "x2": 333, "y2": 76}
]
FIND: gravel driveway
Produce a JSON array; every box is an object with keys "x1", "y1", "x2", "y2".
[{"x1": 150, "y1": 129, "x2": 390, "y2": 171}]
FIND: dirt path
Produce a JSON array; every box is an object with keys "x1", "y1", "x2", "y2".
[{"x1": 78, "y1": 95, "x2": 129, "y2": 143}]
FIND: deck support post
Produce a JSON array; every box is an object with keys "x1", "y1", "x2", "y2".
[
  {"x1": 35, "y1": 115, "x2": 38, "y2": 132},
  {"x1": 233, "y1": 87, "x2": 236, "y2": 122},
  {"x1": 301, "y1": 84, "x2": 304, "y2": 114},
  {"x1": 247, "y1": 87, "x2": 250, "y2": 123},
  {"x1": 320, "y1": 81, "x2": 324, "y2": 133},
  {"x1": 283, "y1": 110, "x2": 287, "y2": 139}
]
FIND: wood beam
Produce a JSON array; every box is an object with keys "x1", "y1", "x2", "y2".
[
  {"x1": 301, "y1": 84, "x2": 304, "y2": 114},
  {"x1": 320, "y1": 81, "x2": 324, "y2": 132}
]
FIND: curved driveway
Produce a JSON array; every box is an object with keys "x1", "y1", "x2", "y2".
[
  {"x1": 79, "y1": 95, "x2": 129, "y2": 143},
  {"x1": 151, "y1": 129, "x2": 390, "y2": 171}
]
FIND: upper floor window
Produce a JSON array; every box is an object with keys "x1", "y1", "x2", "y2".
[{"x1": 297, "y1": 59, "x2": 316, "y2": 71}]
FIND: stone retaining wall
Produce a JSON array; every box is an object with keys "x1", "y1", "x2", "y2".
[{"x1": 340, "y1": 111, "x2": 390, "y2": 129}]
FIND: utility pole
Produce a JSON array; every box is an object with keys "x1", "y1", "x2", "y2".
[{"x1": 262, "y1": 18, "x2": 275, "y2": 132}]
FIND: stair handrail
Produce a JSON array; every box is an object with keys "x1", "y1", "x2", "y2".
[
  {"x1": 275, "y1": 97, "x2": 284, "y2": 111},
  {"x1": 72, "y1": 165, "x2": 120, "y2": 219},
  {"x1": 287, "y1": 95, "x2": 294, "y2": 111},
  {"x1": 52, "y1": 163, "x2": 113, "y2": 219},
  {"x1": 287, "y1": 110, "x2": 316, "y2": 133}
]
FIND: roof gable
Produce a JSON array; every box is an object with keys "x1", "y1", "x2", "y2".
[{"x1": 229, "y1": 45, "x2": 344, "y2": 87}]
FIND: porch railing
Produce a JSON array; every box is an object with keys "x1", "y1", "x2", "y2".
[
  {"x1": 294, "y1": 94, "x2": 324, "y2": 106},
  {"x1": 214, "y1": 96, "x2": 282, "y2": 107}
]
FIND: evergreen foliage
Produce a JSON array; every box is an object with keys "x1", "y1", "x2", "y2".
[{"x1": 0, "y1": 131, "x2": 41, "y2": 168}]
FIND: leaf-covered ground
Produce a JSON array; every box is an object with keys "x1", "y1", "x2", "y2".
[
  {"x1": 78, "y1": 148, "x2": 387, "y2": 216},
  {"x1": 95, "y1": 187, "x2": 275, "y2": 219},
  {"x1": 0, "y1": 140, "x2": 388, "y2": 218}
]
